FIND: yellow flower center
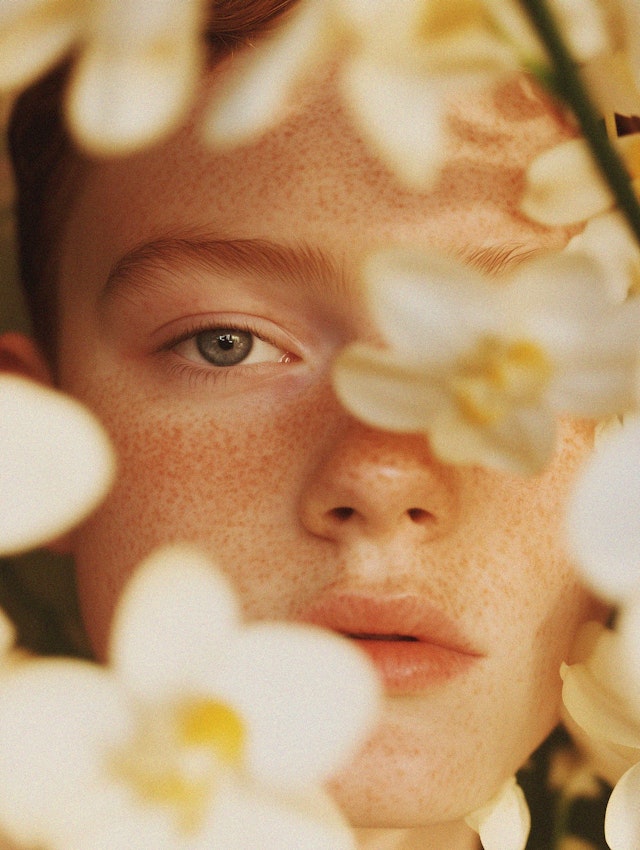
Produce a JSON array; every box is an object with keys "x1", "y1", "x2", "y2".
[
  {"x1": 451, "y1": 336, "x2": 552, "y2": 425},
  {"x1": 419, "y1": 0, "x2": 488, "y2": 42},
  {"x1": 109, "y1": 697, "x2": 245, "y2": 833}
]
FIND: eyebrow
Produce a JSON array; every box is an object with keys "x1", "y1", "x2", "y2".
[
  {"x1": 101, "y1": 235, "x2": 540, "y2": 304},
  {"x1": 101, "y1": 236, "x2": 350, "y2": 305}
]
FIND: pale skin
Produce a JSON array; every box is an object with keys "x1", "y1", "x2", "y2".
[{"x1": 2, "y1": 55, "x2": 609, "y2": 850}]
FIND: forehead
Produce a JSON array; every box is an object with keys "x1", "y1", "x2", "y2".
[{"x1": 60, "y1": 60, "x2": 578, "y2": 295}]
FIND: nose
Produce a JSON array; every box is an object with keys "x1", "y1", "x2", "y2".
[{"x1": 298, "y1": 419, "x2": 458, "y2": 543}]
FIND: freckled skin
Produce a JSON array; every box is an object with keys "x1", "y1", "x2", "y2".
[{"x1": 50, "y1": 58, "x2": 605, "y2": 839}]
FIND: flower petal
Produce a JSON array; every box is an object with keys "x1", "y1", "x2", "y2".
[
  {"x1": 66, "y1": 39, "x2": 202, "y2": 155},
  {"x1": 110, "y1": 546, "x2": 240, "y2": 701},
  {"x1": 340, "y1": 56, "x2": 445, "y2": 189},
  {"x1": 521, "y1": 138, "x2": 613, "y2": 225},
  {"x1": 211, "y1": 622, "x2": 380, "y2": 789},
  {"x1": 0, "y1": 376, "x2": 115, "y2": 555},
  {"x1": 566, "y1": 418, "x2": 640, "y2": 601},
  {"x1": 605, "y1": 762, "x2": 640, "y2": 850},
  {"x1": 205, "y1": 0, "x2": 327, "y2": 148},
  {"x1": 465, "y1": 776, "x2": 530, "y2": 850},
  {"x1": 0, "y1": 660, "x2": 131, "y2": 849},
  {"x1": 203, "y1": 780, "x2": 355, "y2": 850},
  {"x1": 0, "y1": 0, "x2": 82, "y2": 90},
  {"x1": 333, "y1": 343, "x2": 447, "y2": 434}
]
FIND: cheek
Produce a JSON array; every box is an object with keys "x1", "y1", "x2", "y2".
[{"x1": 70, "y1": 377, "x2": 324, "y2": 656}]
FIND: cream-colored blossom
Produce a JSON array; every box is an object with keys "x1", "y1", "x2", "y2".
[
  {"x1": 464, "y1": 776, "x2": 530, "y2": 850},
  {"x1": 566, "y1": 211, "x2": 640, "y2": 303},
  {"x1": 561, "y1": 622, "x2": 640, "y2": 783},
  {"x1": 0, "y1": 0, "x2": 206, "y2": 155},
  {"x1": 522, "y1": 133, "x2": 640, "y2": 226},
  {"x1": 560, "y1": 617, "x2": 640, "y2": 850},
  {"x1": 0, "y1": 375, "x2": 115, "y2": 555},
  {"x1": 333, "y1": 247, "x2": 640, "y2": 475},
  {"x1": 0, "y1": 545, "x2": 380, "y2": 850},
  {"x1": 206, "y1": 0, "x2": 544, "y2": 189},
  {"x1": 567, "y1": 417, "x2": 640, "y2": 601}
]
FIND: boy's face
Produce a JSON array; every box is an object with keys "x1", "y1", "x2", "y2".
[{"x1": 53, "y1": 61, "x2": 604, "y2": 826}]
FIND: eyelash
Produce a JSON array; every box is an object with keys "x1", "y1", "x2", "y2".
[{"x1": 158, "y1": 317, "x2": 296, "y2": 383}]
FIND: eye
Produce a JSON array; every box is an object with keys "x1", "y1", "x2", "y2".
[{"x1": 172, "y1": 326, "x2": 292, "y2": 368}]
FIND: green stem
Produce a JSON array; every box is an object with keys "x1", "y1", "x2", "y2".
[{"x1": 520, "y1": 0, "x2": 640, "y2": 244}]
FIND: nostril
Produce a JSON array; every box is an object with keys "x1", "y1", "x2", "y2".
[
  {"x1": 330, "y1": 506, "x2": 356, "y2": 522},
  {"x1": 407, "y1": 508, "x2": 434, "y2": 524}
]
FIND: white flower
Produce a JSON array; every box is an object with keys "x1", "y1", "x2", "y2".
[
  {"x1": 0, "y1": 545, "x2": 380, "y2": 850},
  {"x1": 521, "y1": 134, "x2": 640, "y2": 226},
  {"x1": 0, "y1": 0, "x2": 206, "y2": 155},
  {"x1": 0, "y1": 375, "x2": 115, "y2": 556},
  {"x1": 464, "y1": 776, "x2": 530, "y2": 850},
  {"x1": 566, "y1": 416, "x2": 640, "y2": 602},
  {"x1": 565, "y1": 211, "x2": 640, "y2": 304},
  {"x1": 206, "y1": 0, "x2": 543, "y2": 189},
  {"x1": 332, "y1": 247, "x2": 640, "y2": 475},
  {"x1": 560, "y1": 618, "x2": 640, "y2": 850},
  {"x1": 561, "y1": 621, "x2": 640, "y2": 786}
]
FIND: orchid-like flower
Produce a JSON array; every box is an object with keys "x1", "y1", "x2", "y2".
[
  {"x1": 205, "y1": 0, "x2": 546, "y2": 189},
  {"x1": 464, "y1": 776, "x2": 530, "y2": 850},
  {"x1": 0, "y1": 545, "x2": 380, "y2": 850},
  {"x1": 560, "y1": 618, "x2": 640, "y2": 850},
  {"x1": 0, "y1": 374, "x2": 115, "y2": 556},
  {"x1": 563, "y1": 418, "x2": 640, "y2": 848},
  {"x1": 0, "y1": 0, "x2": 206, "y2": 155},
  {"x1": 521, "y1": 134, "x2": 640, "y2": 226},
  {"x1": 333, "y1": 247, "x2": 640, "y2": 475}
]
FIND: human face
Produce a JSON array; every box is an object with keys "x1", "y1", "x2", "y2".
[{"x1": 54, "y1": 59, "x2": 604, "y2": 827}]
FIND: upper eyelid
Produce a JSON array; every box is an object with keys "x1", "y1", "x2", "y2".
[{"x1": 156, "y1": 315, "x2": 297, "y2": 355}]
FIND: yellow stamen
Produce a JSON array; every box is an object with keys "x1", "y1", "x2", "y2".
[
  {"x1": 177, "y1": 698, "x2": 245, "y2": 764},
  {"x1": 452, "y1": 337, "x2": 552, "y2": 425},
  {"x1": 109, "y1": 698, "x2": 245, "y2": 833}
]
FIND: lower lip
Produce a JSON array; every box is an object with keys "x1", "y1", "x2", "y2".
[{"x1": 352, "y1": 638, "x2": 479, "y2": 694}]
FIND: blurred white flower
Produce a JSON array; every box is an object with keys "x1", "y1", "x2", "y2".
[
  {"x1": 0, "y1": 545, "x2": 380, "y2": 850},
  {"x1": 565, "y1": 211, "x2": 640, "y2": 303},
  {"x1": 206, "y1": 0, "x2": 544, "y2": 189},
  {"x1": 333, "y1": 247, "x2": 640, "y2": 475},
  {"x1": 560, "y1": 618, "x2": 640, "y2": 850},
  {"x1": 566, "y1": 416, "x2": 640, "y2": 602},
  {"x1": 561, "y1": 621, "x2": 640, "y2": 785},
  {"x1": 0, "y1": 0, "x2": 206, "y2": 155},
  {"x1": 521, "y1": 133, "x2": 640, "y2": 226},
  {"x1": 0, "y1": 375, "x2": 115, "y2": 556},
  {"x1": 464, "y1": 776, "x2": 530, "y2": 850}
]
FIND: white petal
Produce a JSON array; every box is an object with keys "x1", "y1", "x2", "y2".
[
  {"x1": 561, "y1": 659, "x2": 640, "y2": 749},
  {"x1": 364, "y1": 247, "x2": 493, "y2": 360},
  {"x1": 333, "y1": 343, "x2": 447, "y2": 434},
  {"x1": 465, "y1": 777, "x2": 530, "y2": 850},
  {"x1": 0, "y1": 660, "x2": 130, "y2": 848},
  {"x1": 521, "y1": 138, "x2": 613, "y2": 225},
  {"x1": 213, "y1": 622, "x2": 380, "y2": 789},
  {"x1": 204, "y1": 780, "x2": 356, "y2": 850},
  {"x1": 566, "y1": 419, "x2": 640, "y2": 601},
  {"x1": 340, "y1": 56, "x2": 445, "y2": 189},
  {"x1": 0, "y1": 0, "x2": 82, "y2": 90},
  {"x1": 66, "y1": 39, "x2": 202, "y2": 155},
  {"x1": 205, "y1": 0, "x2": 327, "y2": 148},
  {"x1": 605, "y1": 762, "x2": 640, "y2": 850},
  {"x1": 566, "y1": 212, "x2": 640, "y2": 304},
  {"x1": 110, "y1": 545, "x2": 240, "y2": 701},
  {"x1": 0, "y1": 376, "x2": 115, "y2": 555}
]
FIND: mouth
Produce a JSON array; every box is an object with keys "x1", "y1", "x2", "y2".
[{"x1": 298, "y1": 594, "x2": 483, "y2": 695}]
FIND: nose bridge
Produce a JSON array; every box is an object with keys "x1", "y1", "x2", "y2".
[{"x1": 298, "y1": 417, "x2": 458, "y2": 542}]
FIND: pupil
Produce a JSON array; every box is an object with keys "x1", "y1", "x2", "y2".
[{"x1": 196, "y1": 329, "x2": 254, "y2": 367}]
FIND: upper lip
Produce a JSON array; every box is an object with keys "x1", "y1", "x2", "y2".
[{"x1": 295, "y1": 591, "x2": 483, "y2": 656}]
